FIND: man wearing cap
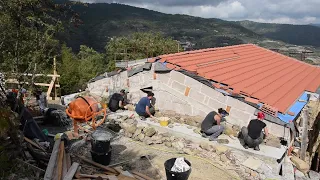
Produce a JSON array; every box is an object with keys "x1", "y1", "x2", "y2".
[
  {"x1": 108, "y1": 89, "x2": 127, "y2": 112},
  {"x1": 201, "y1": 108, "x2": 229, "y2": 141},
  {"x1": 135, "y1": 92, "x2": 155, "y2": 118},
  {"x1": 241, "y1": 112, "x2": 269, "y2": 151}
]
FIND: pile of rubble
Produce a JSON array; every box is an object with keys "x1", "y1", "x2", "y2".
[
  {"x1": 116, "y1": 114, "x2": 264, "y2": 180},
  {"x1": 41, "y1": 132, "x2": 157, "y2": 180}
]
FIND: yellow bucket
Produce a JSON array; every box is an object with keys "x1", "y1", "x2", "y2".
[{"x1": 159, "y1": 117, "x2": 169, "y2": 127}]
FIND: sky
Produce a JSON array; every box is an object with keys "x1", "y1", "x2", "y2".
[{"x1": 75, "y1": 0, "x2": 320, "y2": 24}]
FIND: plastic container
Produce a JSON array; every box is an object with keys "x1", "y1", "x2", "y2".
[
  {"x1": 91, "y1": 148, "x2": 112, "y2": 165},
  {"x1": 159, "y1": 117, "x2": 169, "y2": 127},
  {"x1": 164, "y1": 158, "x2": 192, "y2": 180},
  {"x1": 91, "y1": 129, "x2": 113, "y2": 153}
]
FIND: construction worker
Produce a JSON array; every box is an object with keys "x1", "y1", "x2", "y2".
[
  {"x1": 201, "y1": 108, "x2": 229, "y2": 141},
  {"x1": 135, "y1": 92, "x2": 155, "y2": 118},
  {"x1": 34, "y1": 88, "x2": 48, "y2": 114},
  {"x1": 240, "y1": 112, "x2": 268, "y2": 151},
  {"x1": 108, "y1": 89, "x2": 127, "y2": 112}
]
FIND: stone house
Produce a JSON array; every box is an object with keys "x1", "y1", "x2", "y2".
[{"x1": 87, "y1": 44, "x2": 320, "y2": 139}]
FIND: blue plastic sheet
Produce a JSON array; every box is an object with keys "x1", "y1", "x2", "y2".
[{"x1": 278, "y1": 92, "x2": 308, "y2": 123}]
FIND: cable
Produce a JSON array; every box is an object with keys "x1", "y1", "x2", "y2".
[{"x1": 127, "y1": 139, "x2": 241, "y2": 180}]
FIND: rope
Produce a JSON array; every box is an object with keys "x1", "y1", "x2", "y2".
[{"x1": 128, "y1": 139, "x2": 241, "y2": 180}]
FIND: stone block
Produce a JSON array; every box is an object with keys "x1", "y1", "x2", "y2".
[
  {"x1": 157, "y1": 73, "x2": 170, "y2": 84},
  {"x1": 160, "y1": 83, "x2": 189, "y2": 103},
  {"x1": 245, "y1": 104, "x2": 257, "y2": 114},
  {"x1": 171, "y1": 81, "x2": 186, "y2": 94},
  {"x1": 192, "y1": 108, "x2": 207, "y2": 117},
  {"x1": 225, "y1": 116, "x2": 244, "y2": 127},
  {"x1": 184, "y1": 76, "x2": 202, "y2": 90},
  {"x1": 151, "y1": 80, "x2": 160, "y2": 89},
  {"x1": 208, "y1": 98, "x2": 227, "y2": 112},
  {"x1": 179, "y1": 104, "x2": 193, "y2": 115},
  {"x1": 188, "y1": 89, "x2": 205, "y2": 103},
  {"x1": 170, "y1": 70, "x2": 186, "y2": 83},
  {"x1": 203, "y1": 96, "x2": 209, "y2": 105},
  {"x1": 267, "y1": 122, "x2": 290, "y2": 138},
  {"x1": 120, "y1": 71, "x2": 128, "y2": 79},
  {"x1": 129, "y1": 75, "x2": 140, "y2": 84},
  {"x1": 142, "y1": 72, "x2": 153, "y2": 84},
  {"x1": 290, "y1": 156, "x2": 309, "y2": 173},
  {"x1": 191, "y1": 100, "x2": 212, "y2": 114},
  {"x1": 226, "y1": 97, "x2": 247, "y2": 111},
  {"x1": 216, "y1": 94, "x2": 228, "y2": 104},
  {"x1": 200, "y1": 84, "x2": 222, "y2": 100},
  {"x1": 229, "y1": 108, "x2": 251, "y2": 123}
]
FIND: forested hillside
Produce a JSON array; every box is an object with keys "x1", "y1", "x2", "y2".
[
  {"x1": 238, "y1": 20, "x2": 320, "y2": 47},
  {"x1": 60, "y1": 3, "x2": 262, "y2": 52},
  {"x1": 59, "y1": 3, "x2": 320, "y2": 52}
]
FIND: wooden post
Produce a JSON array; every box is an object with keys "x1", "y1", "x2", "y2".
[
  {"x1": 317, "y1": 144, "x2": 320, "y2": 172},
  {"x1": 53, "y1": 57, "x2": 57, "y2": 100},
  {"x1": 57, "y1": 141, "x2": 64, "y2": 180},
  {"x1": 44, "y1": 139, "x2": 61, "y2": 180},
  {"x1": 63, "y1": 162, "x2": 79, "y2": 180},
  {"x1": 76, "y1": 155, "x2": 118, "y2": 174},
  {"x1": 301, "y1": 108, "x2": 309, "y2": 160}
]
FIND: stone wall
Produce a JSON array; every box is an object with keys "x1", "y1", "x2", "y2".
[{"x1": 87, "y1": 64, "x2": 288, "y2": 138}]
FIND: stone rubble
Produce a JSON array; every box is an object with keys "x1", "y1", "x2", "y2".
[{"x1": 112, "y1": 114, "x2": 279, "y2": 180}]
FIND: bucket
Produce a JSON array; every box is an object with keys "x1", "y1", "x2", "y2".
[
  {"x1": 159, "y1": 117, "x2": 169, "y2": 127},
  {"x1": 91, "y1": 130, "x2": 113, "y2": 153},
  {"x1": 91, "y1": 148, "x2": 112, "y2": 165},
  {"x1": 164, "y1": 158, "x2": 191, "y2": 180}
]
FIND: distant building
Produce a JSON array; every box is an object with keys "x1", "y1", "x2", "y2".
[{"x1": 179, "y1": 41, "x2": 194, "y2": 51}]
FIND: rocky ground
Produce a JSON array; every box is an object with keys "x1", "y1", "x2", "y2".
[{"x1": 95, "y1": 113, "x2": 273, "y2": 180}]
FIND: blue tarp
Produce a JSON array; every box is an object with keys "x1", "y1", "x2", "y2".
[{"x1": 278, "y1": 92, "x2": 309, "y2": 123}]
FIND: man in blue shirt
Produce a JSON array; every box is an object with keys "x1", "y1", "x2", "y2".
[{"x1": 135, "y1": 92, "x2": 155, "y2": 118}]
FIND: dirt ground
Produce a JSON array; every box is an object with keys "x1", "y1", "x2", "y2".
[{"x1": 71, "y1": 135, "x2": 241, "y2": 180}]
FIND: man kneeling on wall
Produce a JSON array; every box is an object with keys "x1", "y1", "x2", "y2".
[
  {"x1": 241, "y1": 112, "x2": 268, "y2": 151},
  {"x1": 201, "y1": 108, "x2": 229, "y2": 141},
  {"x1": 135, "y1": 92, "x2": 155, "y2": 119}
]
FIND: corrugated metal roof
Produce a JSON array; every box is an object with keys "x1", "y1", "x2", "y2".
[{"x1": 151, "y1": 44, "x2": 320, "y2": 113}]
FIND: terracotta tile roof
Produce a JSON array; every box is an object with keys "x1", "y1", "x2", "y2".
[{"x1": 156, "y1": 44, "x2": 320, "y2": 113}]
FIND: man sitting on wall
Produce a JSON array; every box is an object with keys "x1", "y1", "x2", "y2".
[
  {"x1": 240, "y1": 112, "x2": 268, "y2": 151},
  {"x1": 135, "y1": 92, "x2": 155, "y2": 118},
  {"x1": 201, "y1": 108, "x2": 229, "y2": 141},
  {"x1": 108, "y1": 89, "x2": 127, "y2": 112}
]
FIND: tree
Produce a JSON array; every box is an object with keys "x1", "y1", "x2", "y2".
[
  {"x1": 59, "y1": 44, "x2": 106, "y2": 94},
  {"x1": 0, "y1": 0, "x2": 83, "y2": 79},
  {"x1": 59, "y1": 44, "x2": 80, "y2": 94},
  {"x1": 0, "y1": 0, "x2": 62, "y2": 73},
  {"x1": 105, "y1": 32, "x2": 181, "y2": 71}
]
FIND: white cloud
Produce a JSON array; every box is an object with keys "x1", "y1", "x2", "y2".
[{"x1": 74, "y1": 0, "x2": 320, "y2": 24}]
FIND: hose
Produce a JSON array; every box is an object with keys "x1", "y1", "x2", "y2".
[{"x1": 128, "y1": 139, "x2": 241, "y2": 180}]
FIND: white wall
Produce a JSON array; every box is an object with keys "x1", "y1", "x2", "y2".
[{"x1": 87, "y1": 64, "x2": 288, "y2": 138}]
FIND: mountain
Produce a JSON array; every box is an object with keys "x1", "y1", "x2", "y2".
[
  {"x1": 62, "y1": 3, "x2": 262, "y2": 52},
  {"x1": 310, "y1": 24, "x2": 320, "y2": 27},
  {"x1": 238, "y1": 20, "x2": 320, "y2": 47},
  {"x1": 60, "y1": 2, "x2": 320, "y2": 54}
]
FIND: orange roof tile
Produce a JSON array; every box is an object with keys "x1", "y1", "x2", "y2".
[{"x1": 157, "y1": 44, "x2": 320, "y2": 113}]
